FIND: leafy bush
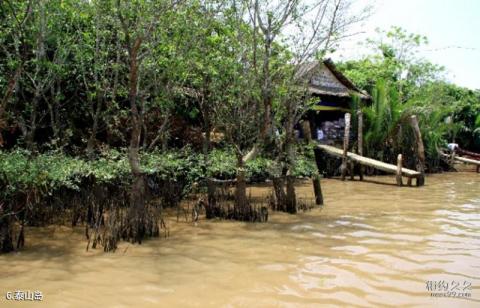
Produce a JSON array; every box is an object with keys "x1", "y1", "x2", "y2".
[
  {"x1": 0, "y1": 146, "x2": 318, "y2": 200},
  {"x1": 292, "y1": 154, "x2": 317, "y2": 178},
  {"x1": 207, "y1": 148, "x2": 237, "y2": 179}
]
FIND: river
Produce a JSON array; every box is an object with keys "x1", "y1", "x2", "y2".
[{"x1": 1, "y1": 172, "x2": 479, "y2": 307}]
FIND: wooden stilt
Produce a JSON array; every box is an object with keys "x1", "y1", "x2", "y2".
[
  {"x1": 410, "y1": 115, "x2": 425, "y2": 186},
  {"x1": 349, "y1": 162, "x2": 354, "y2": 180},
  {"x1": 341, "y1": 113, "x2": 351, "y2": 181},
  {"x1": 301, "y1": 120, "x2": 312, "y2": 144},
  {"x1": 450, "y1": 149, "x2": 456, "y2": 168},
  {"x1": 357, "y1": 111, "x2": 364, "y2": 181},
  {"x1": 312, "y1": 172, "x2": 323, "y2": 205},
  {"x1": 396, "y1": 154, "x2": 403, "y2": 186}
]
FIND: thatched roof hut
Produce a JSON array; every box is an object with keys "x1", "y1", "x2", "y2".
[{"x1": 296, "y1": 59, "x2": 370, "y2": 143}]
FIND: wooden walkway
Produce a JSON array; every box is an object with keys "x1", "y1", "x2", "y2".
[
  {"x1": 453, "y1": 155, "x2": 480, "y2": 166},
  {"x1": 316, "y1": 144, "x2": 421, "y2": 178},
  {"x1": 440, "y1": 152, "x2": 480, "y2": 172}
]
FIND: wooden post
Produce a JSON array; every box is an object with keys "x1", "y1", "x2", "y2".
[
  {"x1": 312, "y1": 172, "x2": 323, "y2": 205},
  {"x1": 341, "y1": 113, "x2": 351, "y2": 181},
  {"x1": 301, "y1": 120, "x2": 312, "y2": 144},
  {"x1": 450, "y1": 148, "x2": 456, "y2": 168},
  {"x1": 407, "y1": 177, "x2": 412, "y2": 186},
  {"x1": 410, "y1": 115, "x2": 425, "y2": 186},
  {"x1": 396, "y1": 154, "x2": 403, "y2": 186},
  {"x1": 349, "y1": 162, "x2": 354, "y2": 180},
  {"x1": 357, "y1": 111, "x2": 364, "y2": 181}
]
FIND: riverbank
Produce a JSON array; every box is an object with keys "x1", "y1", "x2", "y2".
[{"x1": 1, "y1": 172, "x2": 479, "y2": 307}]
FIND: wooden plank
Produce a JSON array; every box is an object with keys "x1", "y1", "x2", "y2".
[
  {"x1": 454, "y1": 155, "x2": 480, "y2": 166},
  {"x1": 456, "y1": 148, "x2": 480, "y2": 159},
  {"x1": 441, "y1": 152, "x2": 480, "y2": 166},
  {"x1": 317, "y1": 144, "x2": 421, "y2": 177}
]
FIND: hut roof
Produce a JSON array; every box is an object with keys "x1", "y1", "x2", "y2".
[{"x1": 296, "y1": 58, "x2": 370, "y2": 100}]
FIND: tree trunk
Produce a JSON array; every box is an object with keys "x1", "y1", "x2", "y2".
[
  {"x1": 86, "y1": 107, "x2": 100, "y2": 158},
  {"x1": 312, "y1": 172, "x2": 323, "y2": 205},
  {"x1": 284, "y1": 125, "x2": 297, "y2": 214},
  {"x1": 147, "y1": 114, "x2": 169, "y2": 150},
  {"x1": 272, "y1": 177, "x2": 286, "y2": 211},
  {"x1": 235, "y1": 156, "x2": 248, "y2": 218},
  {"x1": 203, "y1": 114, "x2": 216, "y2": 209},
  {"x1": 87, "y1": 85, "x2": 105, "y2": 158},
  {"x1": 282, "y1": 97, "x2": 298, "y2": 213},
  {"x1": 47, "y1": 91, "x2": 60, "y2": 146},
  {"x1": 260, "y1": 23, "x2": 273, "y2": 142},
  {"x1": 0, "y1": 66, "x2": 22, "y2": 129},
  {"x1": 410, "y1": 115, "x2": 425, "y2": 186},
  {"x1": 24, "y1": 1, "x2": 46, "y2": 152},
  {"x1": 124, "y1": 37, "x2": 149, "y2": 245},
  {"x1": 24, "y1": 93, "x2": 39, "y2": 151},
  {"x1": 0, "y1": 214, "x2": 14, "y2": 253},
  {"x1": 206, "y1": 178, "x2": 216, "y2": 211},
  {"x1": 127, "y1": 174, "x2": 146, "y2": 244},
  {"x1": 285, "y1": 173, "x2": 296, "y2": 214}
]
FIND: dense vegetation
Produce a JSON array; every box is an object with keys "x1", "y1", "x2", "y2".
[
  {"x1": 1, "y1": 0, "x2": 359, "y2": 252},
  {"x1": 338, "y1": 27, "x2": 480, "y2": 170},
  {"x1": 1, "y1": 2, "x2": 478, "y2": 253}
]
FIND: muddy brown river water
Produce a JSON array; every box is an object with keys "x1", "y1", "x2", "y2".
[{"x1": 1, "y1": 172, "x2": 479, "y2": 307}]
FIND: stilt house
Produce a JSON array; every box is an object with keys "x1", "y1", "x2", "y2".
[{"x1": 297, "y1": 59, "x2": 370, "y2": 145}]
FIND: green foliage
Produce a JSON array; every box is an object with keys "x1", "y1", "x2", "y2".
[
  {"x1": 206, "y1": 148, "x2": 241, "y2": 179},
  {"x1": 338, "y1": 26, "x2": 444, "y2": 99},
  {"x1": 339, "y1": 26, "x2": 480, "y2": 163},
  {"x1": 291, "y1": 154, "x2": 317, "y2": 178},
  {"x1": 245, "y1": 156, "x2": 272, "y2": 182},
  {"x1": 359, "y1": 79, "x2": 476, "y2": 170},
  {"x1": 0, "y1": 149, "x2": 196, "y2": 195},
  {"x1": 0, "y1": 148, "x2": 317, "y2": 197},
  {"x1": 0, "y1": 150, "x2": 88, "y2": 193},
  {"x1": 362, "y1": 80, "x2": 405, "y2": 158}
]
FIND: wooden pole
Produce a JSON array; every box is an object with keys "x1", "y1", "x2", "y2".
[
  {"x1": 410, "y1": 115, "x2": 425, "y2": 186},
  {"x1": 396, "y1": 154, "x2": 403, "y2": 186},
  {"x1": 341, "y1": 113, "x2": 351, "y2": 181},
  {"x1": 349, "y1": 161, "x2": 354, "y2": 180},
  {"x1": 357, "y1": 111, "x2": 364, "y2": 181},
  {"x1": 301, "y1": 120, "x2": 312, "y2": 144},
  {"x1": 312, "y1": 172, "x2": 323, "y2": 205},
  {"x1": 450, "y1": 148, "x2": 456, "y2": 168}
]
